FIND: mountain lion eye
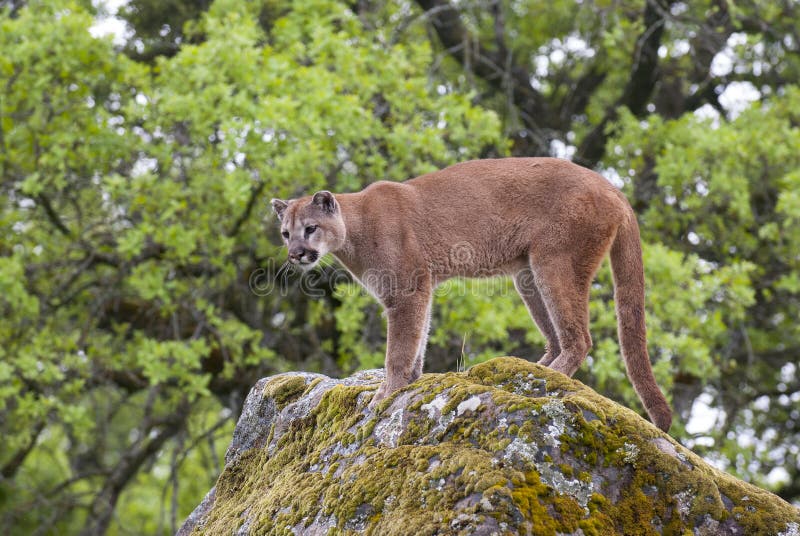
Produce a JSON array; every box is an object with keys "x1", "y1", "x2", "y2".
[
  {"x1": 281, "y1": 231, "x2": 289, "y2": 239},
  {"x1": 305, "y1": 225, "x2": 318, "y2": 237}
]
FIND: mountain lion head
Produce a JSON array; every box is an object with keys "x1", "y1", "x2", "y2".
[{"x1": 270, "y1": 191, "x2": 346, "y2": 269}]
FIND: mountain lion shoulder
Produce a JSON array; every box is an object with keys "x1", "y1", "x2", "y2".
[{"x1": 270, "y1": 157, "x2": 672, "y2": 432}]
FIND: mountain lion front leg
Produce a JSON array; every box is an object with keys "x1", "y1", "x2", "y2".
[
  {"x1": 411, "y1": 299, "x2": 433, "y2": 381},
  {"x1": 513, "y1": 268, "x2": 561, "y2": 366},
  {"x1": 371, "y1": 287, "x2": 432, "y2": 408}
]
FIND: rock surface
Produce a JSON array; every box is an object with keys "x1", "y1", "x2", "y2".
[{"x1": 178, "y1": 357, "x2": 800, "y2": 535}]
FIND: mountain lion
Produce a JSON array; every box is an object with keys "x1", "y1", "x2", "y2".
[{"x1": 271, "y1": 158, "x2": 672, "y2": 432}]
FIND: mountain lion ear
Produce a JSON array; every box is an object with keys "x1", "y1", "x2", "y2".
[
  {"x1": 312, "y1": 191, "x2": 337, "y2": 213},
  {"x1": 271, "y1": 198, "x2": 289, "y2": 221}
]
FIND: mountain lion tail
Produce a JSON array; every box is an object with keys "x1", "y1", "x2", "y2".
[{"x1": 609, "y1": 212, "x2": 672, "y2": 432}]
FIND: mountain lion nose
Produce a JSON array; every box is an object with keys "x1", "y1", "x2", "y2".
[{"x1": 288, "y1": 248, "x2": 304, "y2": 263}]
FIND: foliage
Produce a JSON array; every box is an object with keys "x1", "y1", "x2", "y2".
[
  {"x1": 1, "y1": 0, "x2": 798, "y2": 534},
  {"x1": 0, "y1": 1, "x2": 501, "y2": 533}
]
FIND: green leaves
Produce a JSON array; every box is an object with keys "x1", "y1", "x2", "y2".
[{"x1": 0, "y1": 255, "x2": 39, "y2": 319}]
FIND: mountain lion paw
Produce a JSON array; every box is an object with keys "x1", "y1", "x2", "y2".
[{"x1": 368, "y1": 382, "x2": 395, "y2": 411}]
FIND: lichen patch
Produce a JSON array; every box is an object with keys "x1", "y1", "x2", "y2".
[
  {"x1": 456, "y1": 395, "x2": 482, "y2": 415},
  {"x1": 374, "y1": 407, "x2": 406, "y2": 448},
  {"x1": 779, "y1": 521, "x2": 800, "y2": 536},
  {"x1": 420, "y1": 393, "x2": 448, "y2": 419}
]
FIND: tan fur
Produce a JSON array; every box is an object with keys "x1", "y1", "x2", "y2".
[{"x1": 271, "y1": 158, "x2": 672, "y2": 432}]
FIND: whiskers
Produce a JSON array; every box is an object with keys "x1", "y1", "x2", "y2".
[
  {"x1": 276, "y1": 254, "x2": 336, "y2": 278},
  {"x1": 273, "y1": 260, "x2": 295, "y2": 287},
  {"x1": 255, "y1": 252, "x2": 356, "y2": 299}
]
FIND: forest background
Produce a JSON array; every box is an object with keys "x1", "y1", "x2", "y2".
[{"x1": 1, "y1": 0, "x2": 799, "y2": 534}]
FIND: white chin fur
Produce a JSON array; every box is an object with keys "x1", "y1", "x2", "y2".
[{"x1": 297, "y1": 260, "x2": 318, "y2": 271}]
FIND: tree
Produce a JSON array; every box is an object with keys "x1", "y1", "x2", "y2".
[
  {"x1": 1, "y1": 0, "x2": 798, "y2": 534},
  {"x1": 1, "y1": 0, "x2": 503, "y2": 533},
  {"x1": 412, "y1": 0, "x2": 800, "y2": 164}
]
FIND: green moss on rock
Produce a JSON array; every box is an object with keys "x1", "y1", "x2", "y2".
[
  {"x1": 261, "y1": 375, "x2": 310, "y2": 410},
  {"x1": 180, "y1": 357, "x2": 800, "y2": 536}
]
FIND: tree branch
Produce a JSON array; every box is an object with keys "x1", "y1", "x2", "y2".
[
  {"x1": 37, "y1": 193, "x2": 72, "y2": 237},
  {"x1": 415, "y1": 0, "x2": 553, "y2": 153},
  {"x1": 228, "y1": 180, "x2": 266, "y2": 237},
  {"x1": 1, "y1": 420, "x2": 45, "y2": 479},
  {"x1": 576, "y1": 0, "x2": 675, "y2": 166},
  {"x1": 558, "y1": 66, "x2": 607, "y2": 125},
  {"x1": 79, "y1": 405, "x2": 189, "y2": 536}
]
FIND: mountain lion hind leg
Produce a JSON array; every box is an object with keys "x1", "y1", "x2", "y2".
[
  {"x1": 527, "y1": 251, "x2": 596, "y2": 377},
  {"x1": 513, "y1": 268, "x2": 561, "y2": 366},
  {"x1": 525, "y1": 218, "x2": 615, "y2": 376}
]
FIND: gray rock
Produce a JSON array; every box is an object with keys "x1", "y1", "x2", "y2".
[{"x1": 178, "y1": 357, "x2": 800, "y2": 535}]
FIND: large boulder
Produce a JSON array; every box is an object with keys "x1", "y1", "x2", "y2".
[{"x1": 178, "y1": 357, "x2": 800, "y2": 535}]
